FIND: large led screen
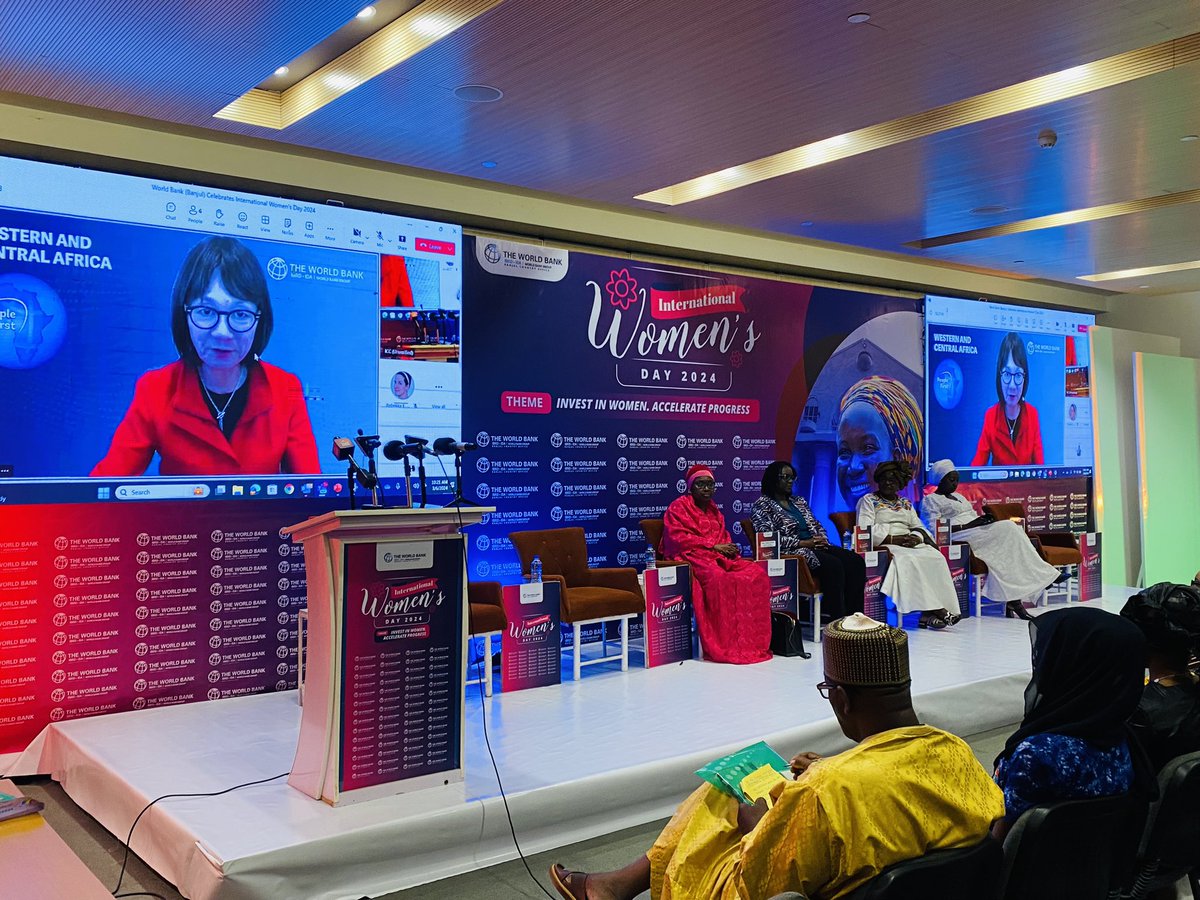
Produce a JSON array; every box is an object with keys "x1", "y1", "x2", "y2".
[
  {"x1": 925, "y1": 295, "x2": 1094, "y2": 484},
  {"x1": 0, "y1": 156, "x2": 462, "y2": 504}
]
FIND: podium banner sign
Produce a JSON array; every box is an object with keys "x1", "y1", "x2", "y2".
[
  {"x1": 338, "y1": 537, "x2": 464, "y2": 795},
  {"x1": 938, "y1": 544, "x2": 972, "y2": 617},
  {"x1": 760, "y1": 558, "x2": 800, "y2": 618},
  {"x1": 1079, "y1": 532, "x2": 1102, "y2": 601},
  {"x1": 863, "y1": 551, "x2": 890, "y2": 621},
  {"x1": 501, "y1": 581, "x2": 562, "y2": 691},
  {"x1": 642, "y1": 566, "x2": 692, "y2": 668}
]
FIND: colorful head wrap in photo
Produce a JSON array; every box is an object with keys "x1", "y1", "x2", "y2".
[
  {"x1": 685, "y1": 464, "x2": 715, "y2": 488},
  {"x1": 838, "y1": 376, "x2": 923, "y2": 471}
]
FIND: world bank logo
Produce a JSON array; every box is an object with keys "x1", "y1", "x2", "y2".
[
  {"x1": 732, "y1": 435, "x2": 743, "y2": 449},
  {"x1": 616, "y1": 433, "x2": 629, "y2": 448},
  {"x1": 476, "y1": 431, "x2": 491, "y2": 447},
  {"x1": 617, "y1": 551, "x2": 629, "y2": 565},
  {"x1": 266, "y1": 257, "x2": 289, "y2": 280},
  {"x1": 476, "y1": 457, "x2": 491, "y2": 474},
  {"x1": 732, "y1": 499, "x2": 743, "y2": 513},
  {"x1": 476, "y1": 560, "x2": 491, "y2": 577},
  {"x1": 476, "y1": 483, "x2": 491, "y2": 500},
  {"x1": 550, "y1": 433, "x2": 564, "y2": 448},
  {"x1": 616, "y1": 480, "x2": 629, "y2": 495},
  {"x1": 617, "y1": 503, "x2": 629, "y2": 518},
  {"x1": 550, "y1": 482, "x2": 563, "y2": 497},
  {"x1": 550, "y1": 506, "x2": 564, "y2": 522},
  {"x1": 617, "y1": 527, "x2": 629, "y2": 541},
  {"x1": 484, "y1": 243, "x2": 502, "y2": 264},
  {"x1": 475, "y1": 534, "x2": 491, "y2": 551}
]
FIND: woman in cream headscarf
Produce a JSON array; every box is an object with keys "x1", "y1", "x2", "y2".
[{"x1": 920, "y1": 458, "x2": 1062, "y2": 620}]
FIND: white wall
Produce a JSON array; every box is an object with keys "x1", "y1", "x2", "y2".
[{"x1": 1102, "y1": 292, "x2": 1200, "y2": 359}]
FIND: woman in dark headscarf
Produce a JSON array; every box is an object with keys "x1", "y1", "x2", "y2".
[
  {"x1": 1121, "y1": 582, "x2": 1200, "y2": 770},
  {"x1": 993, "y1": 607, "x2": 1149, "y2": 835}
]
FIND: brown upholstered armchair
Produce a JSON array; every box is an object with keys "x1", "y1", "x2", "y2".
[
  {"x1": 638, "y1": 518, "x2": 687, "y2": 568},
  {"x1": 983, "y1": 501, "x2": 1081, "y2": 601},
  {"x1": 508, "y1": 527, "x2": 645, "y2": 680},
  {"x1": 739, "y1": 518, "x2": 825, "y2": 641},
  {"x1": 466, "y1": 581, "x2": 505, "y2": 696}
]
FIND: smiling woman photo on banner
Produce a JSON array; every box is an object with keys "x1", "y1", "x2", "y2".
[
  {"x1": 92, "y1": 236, "x2": 320, "y2": 476},
  {"x1": 835, "y1": 376, "x2": 923, "y2": 508}
]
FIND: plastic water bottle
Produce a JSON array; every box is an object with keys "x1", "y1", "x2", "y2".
[
  {"x1": 645, "y1": 544, "x2": 657, "y2": 570},
  {"x1": 530, "y1": 555, "x2": 543, "y2": 583},
  {"x1": 842, "y1": 530, "x2": 852, "y2": 550}
]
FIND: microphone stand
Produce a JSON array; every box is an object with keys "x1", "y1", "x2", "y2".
[
  {"x1": 443, "y1": 450, "x2": 480, "y2": 508},
  {"x1": 346, "y1": 462, "x2": 356, "y2": 511},
  {"x1": 416, "y1": 451, "x2": 428, "y2": 508},
  {"x1": 401, "y1": 455, "x2": 415, "y2": 508}
]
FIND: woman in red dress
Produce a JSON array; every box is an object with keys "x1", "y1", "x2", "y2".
[
  {"x1": 662, "y1": 465, "x2": 771, "y2": 664},
  {"x1": 92, "y1": 237, "x2": 319, "y2": 476},
  {"x1": 971, "y1": 332, "x2": 1044, "y2": 466}
]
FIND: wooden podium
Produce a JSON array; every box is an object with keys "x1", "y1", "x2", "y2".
[{"x1": 283, "y1": 507, "x2": 491, "y2": 806}]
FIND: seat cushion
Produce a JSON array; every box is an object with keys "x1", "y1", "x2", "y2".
[
  {"x1": 1040, "y1": 545, "x2": 1082, "y2": 566},
  {"x1": 468, "y1": 603, "x2": 506, "y2": 634},
  {"x1": 562, "y1": 587, "x2": 644, "y2": 622}
]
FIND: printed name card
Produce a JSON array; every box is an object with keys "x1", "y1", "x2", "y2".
[
  {"x1": 501, "y1": 581, "x2": 562, "y2": 691},
  {"x1": 1079, "y1": 532, "x2": 1102, "y2": 601},
  {"x1": 757, "y1": 558, "x2": 799, "y2": 618},
  {"x1": 642, "y1": 565, "x2": 693, "y2": 668},
  {"x1": 754, "y1": 531, "x2": 778, "y2": 560}
]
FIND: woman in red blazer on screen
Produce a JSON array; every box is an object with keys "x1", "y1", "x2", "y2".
[
  {"x1": 971, "y1": 331, "x2": 1044, "y2": 467},
  {"x1": 91, "y1": 237, "x2": 320, "y2": 477}
]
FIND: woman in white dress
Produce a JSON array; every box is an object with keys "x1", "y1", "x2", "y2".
[
  {"x1": 856, "y1": 460, "x2": 961, "y2": 630},
  {"x1": 921, "y1": 458, "x2": 1063, "y2": 620}
]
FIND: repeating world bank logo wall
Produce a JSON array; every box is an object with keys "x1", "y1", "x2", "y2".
[{"x1": 0, "y1": 273, "x2": 68, "y2": 369}]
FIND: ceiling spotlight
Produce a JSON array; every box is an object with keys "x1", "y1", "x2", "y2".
[
  {"x1": 481, "y1": 160, "x2": 498, "y2": 169},
  {"x1": 1182, "y1": 134, "x2": 1200, "y2": 142},
  {"x1": 847, "y1": 13, "x2": 871, "y2": 23},
  {"x1": 356, "y1": 5, "x2": 377, "y2": 19},
  {"x1": 1037, "y1": 128, "x2": 1058, "y2": 149},
  {"x1": 454, "y1": 84, "x2": 504, "y2": 102},
  {"x1": 274, "y1": 66, "x2": 290, "y2": 77}
]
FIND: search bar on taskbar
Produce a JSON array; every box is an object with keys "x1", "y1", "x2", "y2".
[
  {"x1": 115, "y1": 484, "x2": 211, "y2": 500},
  {"x1": 975, "y1": 470, "x2": 1013, "y2": 481}
]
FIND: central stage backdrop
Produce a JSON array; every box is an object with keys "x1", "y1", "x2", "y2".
[{"x1": 461, "y1": 239, "x2": 925, "y2": 581}]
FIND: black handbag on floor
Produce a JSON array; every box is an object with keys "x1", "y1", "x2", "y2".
[{"x1": 770, "y1": 611, "x2": 811, "y2": 658}]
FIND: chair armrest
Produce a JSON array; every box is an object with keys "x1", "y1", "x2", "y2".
[
  {"x1": 466, "y1": 581, "x2": 503, "y2": 608},
  {"x1": 587, "y1": 567, "x2": 643, "y2": 594},
  {"x1": 1034, "y1": 531, "x2": 1079, "y2": 549},
  {"x1": 779, "y1": 555, "x2": 820, "y2": 594}
]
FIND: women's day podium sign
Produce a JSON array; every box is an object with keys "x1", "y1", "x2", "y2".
[{"x1": 283, "y1": 507, "x2": 490, "y2": 806}]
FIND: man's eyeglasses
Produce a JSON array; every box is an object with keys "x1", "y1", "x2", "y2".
[
  {"x1": 1000, "y1": 369, "x2": 1025, "y2": 386},
  {"x1": 187, "y1": 305, "x2": 261, "y2": 333},
  {"x1": 815, "y1": 680, "x2": 839, "y2": 700}
]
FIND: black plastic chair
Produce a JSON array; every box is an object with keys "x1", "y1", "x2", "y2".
[
  {"x1": 1121, "y1": 750, "x2": 1200, "y2": 899},
  {"x1": 1000, "y1": 794, "x2": 1141, "y2": 900},
  {"x1": 845, "y1": 838, "x2": 1002, "y2": 900}
]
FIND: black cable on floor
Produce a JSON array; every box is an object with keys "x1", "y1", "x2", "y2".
[
  {"x1": 436, "y1": 452, "x2": 554, "y2": 899},
  {"x1": 111, "y1": 771, "x2": 289, "y2": 897}
]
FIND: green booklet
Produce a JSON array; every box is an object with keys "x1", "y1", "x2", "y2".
[{"x1": 695, "y1": 741, "x2": 790, "y2": 804}]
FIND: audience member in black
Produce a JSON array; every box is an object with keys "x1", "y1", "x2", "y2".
[{"x1": 1120, "y1": 582, "x2": 1200, "y2": 770}]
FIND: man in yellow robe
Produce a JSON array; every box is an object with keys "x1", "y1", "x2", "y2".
[{"x1": 550, "y1": 614, "x2": 1005, "y2": 900}]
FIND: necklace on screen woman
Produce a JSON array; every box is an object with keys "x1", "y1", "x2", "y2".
[
  {"x1": 201, "y1": 368, "x2": 247, "y2": 431},
  {"x1": 1005, "y1": 414, "x2": 1018, "y2": 441}
]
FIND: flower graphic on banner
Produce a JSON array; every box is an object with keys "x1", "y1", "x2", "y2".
[
  {"x1": 606, "y1": 268, "x2": 639, "y2": 310},
  {"x1": 730, "y1": 350, "x2": 744, "y2": 368}
]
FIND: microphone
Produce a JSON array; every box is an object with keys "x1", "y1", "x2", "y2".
[
  {"x1": 432, "y1": 437, "x2": 478, "y2": 455},
  {"x1": 331, "y1": 436, "x2": 356, "y2": 461},
  {"x1": 354, "y1": 430, "x2": 381, "y2": 456},
  {"x1": 382, "y1": 440, "x2": 424, "y2": 461}
]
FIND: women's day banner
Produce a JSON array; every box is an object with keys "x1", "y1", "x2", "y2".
[{"x1": 463, "y1": 239, "x2": 924, "y2": 584}]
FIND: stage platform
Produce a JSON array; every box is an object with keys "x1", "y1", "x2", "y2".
[{"x1": 12, "y1": 589, "x2": 1134, "y2": 900}]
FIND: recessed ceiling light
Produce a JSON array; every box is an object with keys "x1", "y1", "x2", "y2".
[
  {"x1": 1182, "y1": 134, "x2": 1200, "y2": 142},
  {"x1": 800, "y1": 221, "x2": 814, "y2": 227},
  {"x1": 1013, "y1": 259, "x2": 1025, "y2": 264},
  {"x1": 970, "y1": 205, "x2": 1009, "y2": 215},
  {"x1": 356, "y1": 5, "x2": 377, "y2": 19},
  {"x1": 325, "y1": 72, "x2": 361, "y2": 90},
  {"x1": 454, "y1": 84, "x2": 504, "y2": 102},
  {"x1": 481, "y1": 160, "x2": 498, "y2": 169},
  {"x1": 847, "y1": 13, "x2": 871, "y2": 23},
  {"x1": 1138, "y1": 284, "x2": 1150, "y2": 288},
  {"x1": 1078, "y1": 258, "x2": 1200, "y2": 282},
  {"x1": 413, "y1": 13, "x2": 454, "y2": 36},
  {"x1": 274, "y1": 66, "x2": 290, "y2": 77},
  {"x1": 636, "y1": 30, "x2": 1200, "y2": 205}
]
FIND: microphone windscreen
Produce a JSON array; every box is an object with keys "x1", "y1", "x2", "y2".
[
  {"x1": 432, "y1": 437, "x2": 456, "y2": 455},
  {"x1": 382, "y1": 440, "x2": 407, "y2": 461}
]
